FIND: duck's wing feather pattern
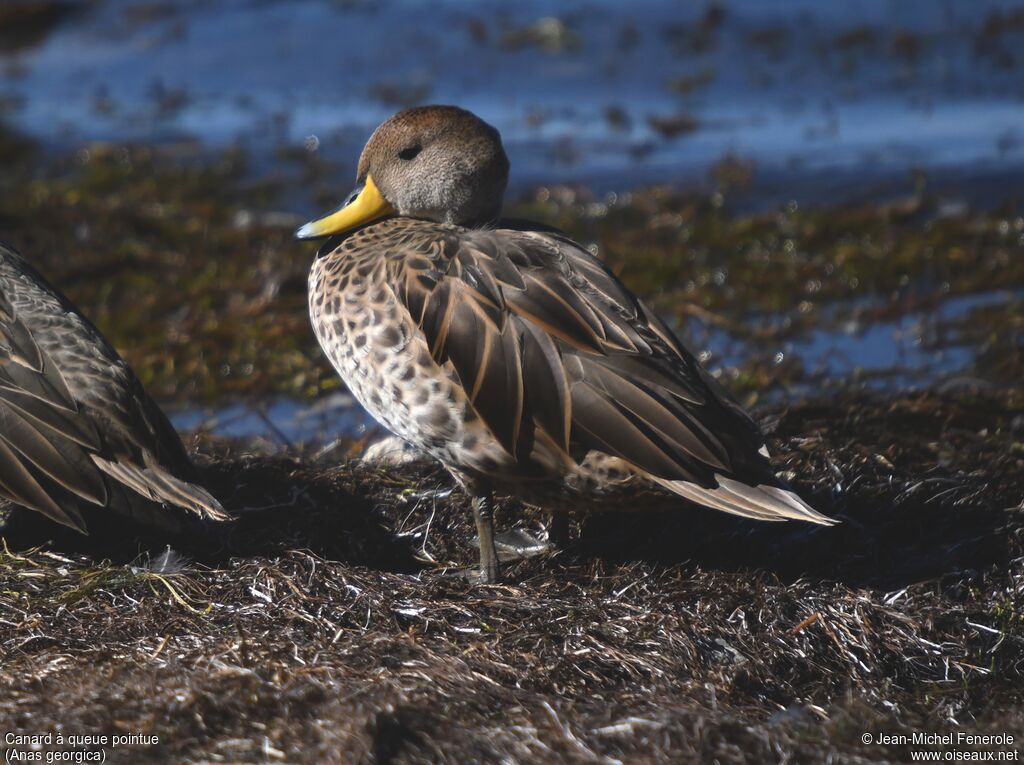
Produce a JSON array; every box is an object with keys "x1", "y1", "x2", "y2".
[
  {"x1": 384, "y1": 222, "x2": 833, "y2": 524},
  {"x1": 0, "y1": 244, "x2": 228, "y2": 531}
]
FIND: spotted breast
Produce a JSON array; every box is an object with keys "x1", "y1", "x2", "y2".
[{"x1": 308, "y1": 222, "x2": 514, "y2": 480}]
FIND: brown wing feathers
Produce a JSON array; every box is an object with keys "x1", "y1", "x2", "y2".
[
  {"x1": 1, "y1": 293, "x2": 101, "y2": 529},
  {"x1": 519, "y1": 320, "x2": 571, "y2": 452},
  {"x1": 0, "y1": 245, "x2": 228, "y2": 532},
  {"x1": 378, "y1": 219, "x2": 833, "y2": 526},
  {"x1": 435, "y1": 278, "x2": 526, "y2": 456},
  {"x1": 390, "y1": 226, "x2": 754, "y2": 487}
]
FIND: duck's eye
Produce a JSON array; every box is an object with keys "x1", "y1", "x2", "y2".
[{"x1": 398, "y1": 145, "x2": 421, "y2": 161}]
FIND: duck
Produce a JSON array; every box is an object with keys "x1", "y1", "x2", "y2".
[
  {"x1": 297, "y1": 105, "x2": 834, "y2": 582},
  {"x1": 0, "y1": 241, "x2": 229, "y2": 536}
]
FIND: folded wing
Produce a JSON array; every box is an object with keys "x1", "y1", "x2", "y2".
[{"x1": 387, "y1": 224, "x2": 833, "y2": 525}]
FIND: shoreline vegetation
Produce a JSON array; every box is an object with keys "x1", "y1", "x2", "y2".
[{"x1": 0, "y1": 128, "x2": 1020, "y2": 405}]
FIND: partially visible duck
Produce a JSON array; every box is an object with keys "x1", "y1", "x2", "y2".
[{"x1": 0, "y1": 241, "x2": 229, "y2": 535}]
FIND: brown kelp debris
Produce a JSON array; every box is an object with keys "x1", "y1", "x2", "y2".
[
  {"x1": 663, "y1": 5, "x2": 727, "y2": 57},
  {"x1": 367, "y1": 80, "x2": 434, "y2": 109},
  {"x1": 1, "y1": 389, "x2": 1022, "y2": 763},
  {"x1": 0, "y1": 1, "x2": 78, "y2": 54},
  {"x1": 500, "y1": 16, "x2": 581, "y2": 54},
  {"x1": 667, "y1": 67, "x2": 716, "y2": 95},
  {"x1": 0, "y1": 143, "x2": 330, "y2": 402},
  {"x1": 646, "y1": 112, "x2": 700, "y2": 139}
]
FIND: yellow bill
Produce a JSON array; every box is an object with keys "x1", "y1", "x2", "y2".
[{"x1": 295, "y1": 174, "x2": 394, "y2": 239}]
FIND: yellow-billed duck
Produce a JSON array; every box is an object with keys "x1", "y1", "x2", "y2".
[
  {"x1": 297, "y1": 105, "x2": 834, "y2": 582},
  {"x1": 0, "y1": 241, "x2": 229, "y2": 535}
]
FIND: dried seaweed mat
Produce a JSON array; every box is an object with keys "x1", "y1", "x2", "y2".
[{"x1": 1, "y1": 389, "x2": 1022, "y2": 763}]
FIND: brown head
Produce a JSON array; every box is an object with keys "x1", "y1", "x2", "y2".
[{"x1": 296, "y1": 105, "x2": 509, "y2": 238}]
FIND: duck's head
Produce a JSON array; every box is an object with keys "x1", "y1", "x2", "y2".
[{"x1": 296, "y1": 105, "x2": 509, "y2": 239}]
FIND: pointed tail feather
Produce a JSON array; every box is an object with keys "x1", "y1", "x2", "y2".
[
  {"x1": 92, "y1": 456, "x2": 232, "y2": 522},
  {"x1": 651, "y1": 473, "x2": 837, "y2": 525}
]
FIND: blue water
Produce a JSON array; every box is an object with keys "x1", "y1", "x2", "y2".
[
  {"x1": 169, "y1": 391, "x2": 375, "y2": 449},
  {"x1": 689, "y1": 290, "x2": 1021, "y2": 384},
  {"x1": 2, "y1": 0, "x2": 1023, "y2": 199}
]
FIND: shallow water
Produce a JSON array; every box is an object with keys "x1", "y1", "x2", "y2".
[
  {"x1": 2, "y1": 0, "x2": 1023, "y2": 201},
  {"x1": 170, "y1": 392, "x2": 376, "y2": 449},
  {"x1": 691, "y1": 288, "x2": 1022, "y2": 384}
]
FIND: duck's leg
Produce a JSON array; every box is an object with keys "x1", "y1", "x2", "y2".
[
  {"x1": 548, "y1": 510, "x2": 571, "y2": 549},
  {"x1": 472, "y1": 488, "x2": 499, "y2": 583}
]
